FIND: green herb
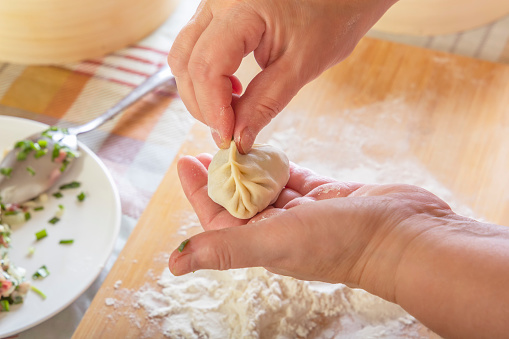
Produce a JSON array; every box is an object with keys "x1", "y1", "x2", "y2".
[
  {"x1": 32, "y1": 265, "x2": 50, "y2": 280},
  {"x1": 34, "y1": 149, "x2": 48, "y2": 159},
  {"x1": 26, "y1": 166, "x2": 36, "y2": 176},
  {"x1": 35, "y1": 229, "x2": 47, "y2": 241},
  {"x1": 59, "y1": 181, "x2": 80, "y2": 190},
  {"x1": 16, "y1": 149, "x2": 31, "y2": 161},
  {"x1": 0, "y1": 167, "x2": 12, "y2": 177},
  {"x1": 58, "y1": 204, "x2": 64, "y2": 210},
  {"x1": 29, "y1": 141, "x2": 40, "y2": 151},
  {"x1": 14, "y1": 140, "x2": 30, "y2": 149},
  {"x1": 51, "y1": 143, "x2": 61, "y2": 161},
  {"x1": 59, "y1": 239, "x2": 74, "y2": 244},
  {"x1": 60, "y1": 160, "x2": 69, "y2": 172},
  {"x1": 177, "y1": 239, "x2": 190, "y2": 253},
  {"x1": 0, "y1": 299, "x2": 9, "y2": 312},
  {"x1": 77, "y1": 192, "x2": 86, "y2": 202},
  {"x1": 30, "y1": 285, "x2": 47, "y2": 300},
  {"x1": 48, "y1": 217, "x2": 60, "y2": 225},
  {"x1": 37, "y1": 139, "x2": 48, "y2": 148},
  {"x1": 4, "y1": 210, "x2": 18, "y2": 216},
  {"x1": 34, "y1": 206, "x2": 44, "y2": 211},
  {"x1": 24, "y1": 212, "x2": 31, "y2": 221},
  {"x1": 52, "y1": 192, "x2": 63, "y2": 199}
]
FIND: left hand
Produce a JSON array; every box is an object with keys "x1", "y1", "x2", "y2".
[{"x1": 168, "y1": 153, "x2": 455, "y2": 301}]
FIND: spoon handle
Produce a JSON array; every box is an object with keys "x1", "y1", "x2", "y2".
[{"x1": 68, "y1": 66, "x2": 175, "y2": 135}]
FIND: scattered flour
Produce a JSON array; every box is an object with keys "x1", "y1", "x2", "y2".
[
  {"x1": 114, "y1": 280, "x2": 122, "y2": 289},
  {"x1": 134, "y1": 268, "x2": 417, "y2": 339},
  {"x1": 130, "y1": 102, "x2": 477, "y2": 338},
  {"x1": 105, "y1": 298, "x2": 116, "y2": 307}
]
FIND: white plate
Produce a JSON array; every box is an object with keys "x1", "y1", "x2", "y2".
[{"x1": 0, "y1": 116, "x2": 121, "y2": 337}]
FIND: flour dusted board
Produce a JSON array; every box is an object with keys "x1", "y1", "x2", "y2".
[{"x1": 73, "y1": 37, "x2": 509, "y2": 338}]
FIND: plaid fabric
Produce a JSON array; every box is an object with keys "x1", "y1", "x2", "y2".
[{"x1": 0, "y1": 0, "x2": 508, "y2": 336}]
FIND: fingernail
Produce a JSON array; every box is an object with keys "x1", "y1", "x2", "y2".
[
  {"x1": 238, "y1": 127, "x2": 254, "y2": 154},
  {"x1": 211, "y1": 128, "x2": 230, "y2": 149}
]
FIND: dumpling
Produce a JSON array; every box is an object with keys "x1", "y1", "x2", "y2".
[{"x1": 208, "y1": 140, "x2": 290, "y2": 219}]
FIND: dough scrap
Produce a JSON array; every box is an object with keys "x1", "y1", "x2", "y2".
[{"x1": 208, "y1": 141, "x2": 290, "y2": 219}]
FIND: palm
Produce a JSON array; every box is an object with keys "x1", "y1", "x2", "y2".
[{"x1": 177, "y1": 154, "x2": 366, "y2": 231}]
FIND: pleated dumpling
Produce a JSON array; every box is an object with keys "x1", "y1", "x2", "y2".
[{"x1": 208, "y1": 140, "x2": 290, "y2": 219}]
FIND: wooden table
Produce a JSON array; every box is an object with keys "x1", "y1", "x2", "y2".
[{"x1": 72, "y1": 37, "x2": 509, "y2": 338}]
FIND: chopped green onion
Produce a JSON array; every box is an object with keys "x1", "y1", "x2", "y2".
[
  {"x1": 26, "y1": 166, "x2": 36, "y2": 176},
  {"x1": 24, "y1": 212, "x2": 31, "y2": 221},
  {"x1": 28, "y1": 246, "x2": 35, "y2": 256},
  {"x1": 32, "y1": 265, "x2": 50, "y2": 280},
  {"x1": 4, "y1": 210, "x2": 18, "y2": 216},
  {"x1": 77, "y1": 192, "x2": 86, "y2": 202},
  {"x1": 35, "y1": 229, "x2": 47, "y2": 241},
  {"x1": 34, "y1": 149, "x2": 48, "y2": 159},
  {"x1": 37, "y1": 139, "x2": 48, "y2": 148},
  {"x1": 52, "y1": 192, "x2": 63, "y2": 199},
  {"x1": 58, "y1": 204, "x2": 64, "y2": 210},
  {"x1": 48, "y1": 217, "x2": 60, "y2": 225},
  {"x1": 60, "y1": 160, "x2": 69, "y2": 172},
  {"x1": 30, "y1": 285, "x2": 47, "y2": 300},
  {"x1": 177, "y1": 239, "x2": 190, "y2": 253},
  {"x1": 29, "y1": 141, "x2": 40, "y2": 151},
  {"x1": 59, "y1": 239, "x2": 74, "y2": 244},
  {"x1": 1, "y1": 299, "x2": 9, "y2": 312},
  {"x1": 14, "y1": 140, "x2": 29, "y2": 149},
  {"x1": 0, "y1": 167, "x2": 12, "y2": 177},
  {"x1": 51, "y1": 143, "x2": 61, "y2": 161},
  {"x1": 16, "y1": 150, "x2": 30, "y2": 161},
  {"x1": 59, "y1": 181, "x2": 80, "y2": 190},
  {"x1": 34, "y1": 206, "x2": 44, "y2": 211}
]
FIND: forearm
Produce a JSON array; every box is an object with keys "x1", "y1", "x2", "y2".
[{"x1": 395, "y1": 216, "x2": 509, "y2": 338}]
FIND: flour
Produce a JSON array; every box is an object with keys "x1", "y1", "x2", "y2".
[
  {"x1": 132, "y1": 101, "x2": 477, "y2": 338},
  {"x1": 135, "y1": 267, "x2": 416, "y2": 339}
]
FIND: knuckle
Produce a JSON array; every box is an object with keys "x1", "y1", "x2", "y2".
[
  {"x1": 213, "y1": 237, "x2": 234, "y2": 271},
  {"x1": 167, "y1": 46, "x2": 187, "y2": 77},
  {"x1": 253, "y1": 96, "x2": 281, "y2": 124},
  {"x1": 188, "y1": 55, "x2": 213, "y2": 83}
]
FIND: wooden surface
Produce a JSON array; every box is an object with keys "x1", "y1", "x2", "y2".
[
  {"x1": 73, "y1": 37, "x2": 509, "y2": 338},
  {"x1": 0, "y1": 0, "x2": 180, "y2": 64},
  {"x1": 374, "y1": 0, "x2": 509, "y2": 35}
]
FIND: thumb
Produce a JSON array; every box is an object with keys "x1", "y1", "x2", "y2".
[
  {"x1": 169, "y1": 211, "x2": 292, "y2": 276},
  {"x1": 233, "y1": 56, "x2": 307, "y2": 153}
]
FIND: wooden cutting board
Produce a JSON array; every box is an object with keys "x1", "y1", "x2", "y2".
[{"x1": 73, "y1": 37, "x2": 509, "y2": 338}]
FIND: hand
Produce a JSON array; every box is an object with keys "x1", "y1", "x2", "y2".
[
  {"x1": 168, "y1": 0, "x2": 398, "y2": 153},
  {"x1": 168, "y1": 154, "x2": 454, "y2": 302}
]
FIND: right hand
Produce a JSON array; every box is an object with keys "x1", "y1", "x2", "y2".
[{"x1": 168, "y1": 0, "x2": 398, "y2": 153}]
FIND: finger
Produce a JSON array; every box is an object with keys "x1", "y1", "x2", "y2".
[
  {"x1": 169, "y1": 211, "x2": 295, "y2": 275},
  {"x1": 168, "y1": 201, "x2": 340, "y2": 277},
  {"x1": 177, "y1": 156, "x2": 245, "y2": 231},
  {"x1": 230, "y1": 75, "x2": 243, "y2": 95},
  {"x1": 286, "y1": 163, "x2": 337, "y2": 196},
  {"x1": 188, "y1": 12, "x2": 264, "y2": 149},
  {"x1": 273, "y1": 187, "x2": 301, "y2": 208},
  {"x1": 195, "y1": 153, "x2": 213, "y2": 169},
  {"x1": 248, "y1": 207, "x2": 285, "y2": 223},
  {"x1": 168, "y1": 3, "x2": 213, "y2": 123},
  {"x1": 307, "y1": 182, "x2": 365, "y2": 200},
  {"x1": 232, "y1": 55, "x2": 307, "y2": 153}
]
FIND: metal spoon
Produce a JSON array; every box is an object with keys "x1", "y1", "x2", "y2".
[{"x1": 0, "y1": 66, "x2": 174, "y2": 205}]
